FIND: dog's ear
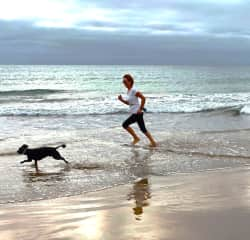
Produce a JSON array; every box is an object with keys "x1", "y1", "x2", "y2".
[{"x1": 17, "y1": 144, "x2": 28, "y2": 154}]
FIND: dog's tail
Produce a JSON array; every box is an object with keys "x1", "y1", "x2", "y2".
[{"x1": 56, "y1": 144, "x2": 66, "y2": 149}]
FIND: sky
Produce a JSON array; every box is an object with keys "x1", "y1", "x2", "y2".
[{"x1": 0, "y1": 0, "x2": 250, "y2": 65}]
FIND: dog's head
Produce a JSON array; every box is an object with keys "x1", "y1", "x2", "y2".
[{"x1": 17, "y1": 144, "x2": 29, "y2": 154}]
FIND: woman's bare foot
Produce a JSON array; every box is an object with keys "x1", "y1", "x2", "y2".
[
  {"x1": 149, "y1": 141, "x2": 157, "y2": 147},
  {"x1": 144, "y1": 131, "x2": 157, "y2": 148},
  {"x1": 132, "y1": 137, "x2": 140, "y2": 145}
]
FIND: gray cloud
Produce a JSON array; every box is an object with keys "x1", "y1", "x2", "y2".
[
  {"x1": 0, "y1": 20, "x2": 249, "y2": 65},
  {"x1": 81, "y1": 0, "x2": 250, "y2": 37},
  {"x1": 0, "y1": 0, "x2": 250, "y2": 64}
]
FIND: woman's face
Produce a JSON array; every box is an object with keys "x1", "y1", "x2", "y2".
[{"x1": 123, "y1": 77, "x2": 131, "y2": 89}]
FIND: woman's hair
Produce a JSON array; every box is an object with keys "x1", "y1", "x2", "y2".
[{"x1": 123, "y1": 74, "x2": 134, "y2": 87}]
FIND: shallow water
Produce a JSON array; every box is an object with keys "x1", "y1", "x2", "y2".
[{"x1": 0, "y1": 111, "x2": 250, "y2": 204}]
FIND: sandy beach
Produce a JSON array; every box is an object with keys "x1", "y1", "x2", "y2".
[{"x1": 1, "y1": 167, "x2": 250, "y2": 240}]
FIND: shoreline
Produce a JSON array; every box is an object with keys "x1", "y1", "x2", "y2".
[
  {"x1": 1, "y1": 167, "x2": 250, "y2": 239},
  {"x1": 0, "y1": 166, "x2": 246, "y2": 207}
]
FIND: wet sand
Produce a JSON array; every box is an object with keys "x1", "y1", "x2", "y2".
[{"x1": 1, "y1": 167, "x2": 250, "y2": 240}]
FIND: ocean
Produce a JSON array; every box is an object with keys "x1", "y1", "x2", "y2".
[{"x1": 1, "y1": 65, "x2": 250, "y2": 204}]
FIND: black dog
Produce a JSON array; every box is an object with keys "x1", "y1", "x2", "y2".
[{"x1": 17, "y1": 144, "x2": 68, "y2": 169}]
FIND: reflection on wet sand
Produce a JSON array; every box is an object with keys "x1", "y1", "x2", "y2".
[
  {"x1": 21, "y1": 161, "x2": 102, "y2": 184},
  {"x1": 128, "y1": 178, "x2": 151, "y2": 220},
  {"x1": 127, "y1": 148, "x2": 153, "y2": 220},
  {"x1": 22, "y1": 169, "x2": 65, "y2": 183},
  {"x1": 2, "y1": 168, "x2": 250, "y2": 239}
]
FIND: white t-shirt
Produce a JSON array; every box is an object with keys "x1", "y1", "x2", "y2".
[{"x1": 126, "y1": 88, "x2": 140, "y2": 114}]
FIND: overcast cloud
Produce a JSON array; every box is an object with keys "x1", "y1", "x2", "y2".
[{"x1": 0, "y1": 0, "x2": 249, "y2": 64}]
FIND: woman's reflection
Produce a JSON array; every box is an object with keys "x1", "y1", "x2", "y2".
[
  {"x1": 127, "y1": 148, "x2": 153, "y2": 220},
  {"x1": 128, "y1": 178, "x2": 151, "y2": 220}
]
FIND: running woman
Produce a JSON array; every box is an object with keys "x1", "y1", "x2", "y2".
[{"x1": 118, "y1": 74, "x2": 157, "y2": 147}]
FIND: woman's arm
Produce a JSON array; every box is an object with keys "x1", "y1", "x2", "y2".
[
  {"x1": 118, "y1": 95, "x2": 129, "y2": 105},
  {"x1": 136, "y1": 91, "x2": 146, "y2": 113}
]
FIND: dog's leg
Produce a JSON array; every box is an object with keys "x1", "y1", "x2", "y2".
[
  {"x1": 20, "y1": 159, "x2": 32, "y2": 164},
  {"x1": 35, "y1": 160, "x2": 39, "y2": 171},
  {"x1": 56, "y1": 156, "x2": 69, "y2": 164},
  {"x1": 60, "y1": 157, "x2": 69, "y2": 164},
  {"x1": 53, "y1": 152, "x2": 69, "y2": 164}
]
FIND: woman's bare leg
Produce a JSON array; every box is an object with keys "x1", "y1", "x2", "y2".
[
  {"x1": 144, "y1": 131, "x2": 156, "y2": 147},
  {"x1": 125, "y1": 127, "x2": 140, "y2": 145}
]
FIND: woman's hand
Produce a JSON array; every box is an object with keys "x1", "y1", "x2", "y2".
[
  {"x1": 118, "y1": 95, "x2": 129, "y2": 105},
  {"x1": 118, "y1": 95, "x2": 123, "y2": 101},
  {"x1": 137, "y1": 108, "x2": 143, "y2": 114}
]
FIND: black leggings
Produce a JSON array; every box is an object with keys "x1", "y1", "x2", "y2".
[{"x1": 122, "y1": 113, "x2": 147, "y2": 133}]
